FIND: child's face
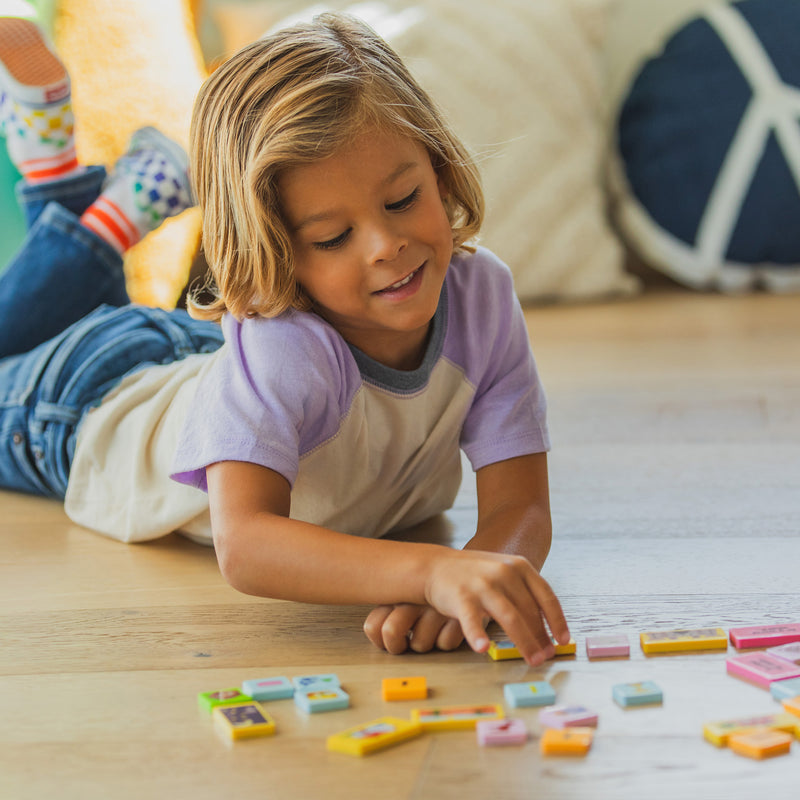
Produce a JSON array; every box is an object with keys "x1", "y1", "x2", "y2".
[{"x1": 279, "y1": 126, "x2": 454, "y2": 370}]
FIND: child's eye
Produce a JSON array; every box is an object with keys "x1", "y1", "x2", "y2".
[
  {"x1": 313, "y1": 229, "x2": 351, "y2": 251},
  {"x1": 386, "y1": 187, "x2": 419, "y2": 212}
]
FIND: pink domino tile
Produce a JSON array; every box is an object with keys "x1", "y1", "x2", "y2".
[
  {"x1": 767, "y1": 642, "x2": 800, "y2": 666},
  {"x1": 726, "y1": 652, "x2": 800, "y2": 689},
  {"x1": 539, "y1": 705, "x2": 598, "y2": 729},
  {"x1": 586, "y1": 634, "x2": 630, "y2": 659},
  {"x1": 729, "y1": 624, "x2": 800, "y2": 649},
  {"x1": 476, "y1": 718, "x2": 527, "y2": 746}
]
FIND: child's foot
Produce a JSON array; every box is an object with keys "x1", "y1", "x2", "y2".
[
  {"x1": 0, "y1": 16, "x2": 79, "y2": 182},
  {"x1": 80, "y1": 126, "x2": 194, "y2": 254}
]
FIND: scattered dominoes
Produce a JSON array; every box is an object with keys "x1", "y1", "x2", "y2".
[
  {"x1": 726, "y1": 652, "x2": 800, "y2": 689},
  {"x1": 612, "y1": 681, "x2": 663, "y2": 708},
  {"x1": 640, "y1": 627, "x2": 727, "y2": 654},
  {"x1": 503, "y1": 681, "x2": 556, "y2": 709},
  {"x1": 213, "y1": 702, "x2": 276, "y2": 740},
  {"x1": 410, "y1": 704, "x2": 504, "y2": 731},
  {"x1": 586, "y1": 634, "x2": 629, "y2": 659},
  {"x1": 382, "y1": 676, "x2": 427, "y2": 701},
  {"x1": 327, "y1": 717, "x2": 423, "y2": 756},
  {"x1": 540, "y1": 727, "x2": 594, "y2": 756},
  {"x1": 729, "y1": 624, "x2": 800, "y2": 649},
  {"x1": 476, "y1": 718, "x2": 527, "y2": 746}
]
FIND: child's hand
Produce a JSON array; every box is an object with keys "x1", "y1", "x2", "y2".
[
  {"x1": 363, "y1": 604, "x2": 465, "y2": 654},
  {"x1": 424, "y1": 549, "x2": 568, "y2": 666}
]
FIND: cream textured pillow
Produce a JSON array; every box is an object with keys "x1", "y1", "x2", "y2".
[{"x1": 218, "y1": 0, "x2": 638, "y2": 303}]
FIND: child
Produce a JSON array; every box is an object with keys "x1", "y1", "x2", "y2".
[{"x1": 0, "y1": 14, "x2": 569, "y2": 665}]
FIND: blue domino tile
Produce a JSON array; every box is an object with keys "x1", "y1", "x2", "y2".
[
  {"x1": 612, "y1": 681, "x2": 663, "y2": 707},
  {"x1": 503, "y1": 681, "x2": 556, "y2": 708},
  {"x1": 294, "y1": 687, "x2": 350, "y2": 713},
  {"x1": 292, "y1": 673, "x2": 341, "y2": 693},
  {"x1": 770, "y1": 676, "x2": 800, "y2": 701},
  {"x1": 241, "y1": 676, "x2": 294, "y2": 701}
]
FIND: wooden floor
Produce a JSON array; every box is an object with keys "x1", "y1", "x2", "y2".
[{"x1": 1, "y1": 288, "x2": 798, "y2": 799}]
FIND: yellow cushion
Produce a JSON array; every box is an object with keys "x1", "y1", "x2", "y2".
[{"x1": 53, "y1": 0, "x2": 206, "y2": 307}]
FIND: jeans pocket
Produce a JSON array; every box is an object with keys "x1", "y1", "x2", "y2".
[{"x1": 4, "y1": 429, "x2": 57, "y2": 497}]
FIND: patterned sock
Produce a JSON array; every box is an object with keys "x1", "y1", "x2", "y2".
[
  {"x1": 80, "y1": 127, "x2": 194, "y2": 254},
  {"x1": 0, "y1": 17, "x2": 80, "y2": 183}
]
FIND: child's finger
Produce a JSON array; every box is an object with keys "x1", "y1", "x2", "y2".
[
  {"x1": 482, "y1": 591, "x2": 554, "y2": 666},
  {"x1": 524, "y1": 573, "x2": 570, "y2": 644},
  {"x1": 379, "y1": 604, "x2": 427, "y2": 654},
  {"x1": 435, "y1": 617, "x2": 465, "y2": 651}
]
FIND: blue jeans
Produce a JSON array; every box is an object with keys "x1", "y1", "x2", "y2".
[{"x1": 0, "y1": 168, "x2": 223, "y2": 498}]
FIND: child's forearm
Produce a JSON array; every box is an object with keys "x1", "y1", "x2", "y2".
[{"x1": 214, "y1": 509, "x2": 444, "y2": 605}]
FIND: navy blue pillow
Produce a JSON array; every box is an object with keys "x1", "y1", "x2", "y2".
[{"x1": 613, "y1": 0, "x2": 800, "y2": 292}]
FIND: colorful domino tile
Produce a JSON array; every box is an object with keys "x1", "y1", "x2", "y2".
[
  {"x1": 729, "y1": 623, "x2": 800, "y2": 649},
  {"x1": 639, "y1": 627, "x2": 727, "y2": 654},
  {"x1": 382, "y1": 676, "x2": 427, "y2": 701},
  {"x1": 294, "y1": 687, "x2": 350, "y2": 714},
  {"x1": 198, "y1": 688, "x2": 252, "y2": 713},
  {"x1": 539, "y1": 705, "x2": 598, "y2": 729},
  {"x1": 327, "y1": 717, "x2": 423, "y2": 756},
  {"x1": 476, "y1": 718, "x2": 527, "y2": 746},
  {"x1": 241, "y1": 676, "x2": 294, "y2": 702},
  {"x1": 410, "y1": 704, "x2": 504, "y2": 731},
  {"x1": 728, "y1": 728, "x2": 793, "y2": 760},
  {"x1": 726, "y1": 652, "x2": 800, "y2": 689},
  {"x1": 702, "y1": 713, "x2": 797, "y2": 747},
  {"x1": 487, "y1": 638, "x2": 576, "y2": 661},
  {"x1": 767, "y1": 642, "x2": 800, "y2": 665},
  {"x1": 213, "y1": 702, "x2": 276, "y2": 740},
  {"x1": 292, "y1": 673, "x2": 340, "y2": 693},
  {"x1": 782, "y1": 696, "x2": 800, "y2": 718},
  {"x1": 504, "y1": 681, "x2": 556, "y2": 709},
  {"x1": 487, "y1": 640, "x2": 522, "y2": 661},
  {"x1": 552, "y1": 637, "x2": 577, "y2": 657},
  {"x1": 771, "y1": 677, "x2": 800, "y2": 701},
  {"x1": 540, "y1": 727, "x2": 594, "y2": 756},
  {"x1": 586, "y1": 634, "x2": 629, "y2": 659},
  {"x1": 612, "y1": 681, "x2": 663, "y2": 708}
]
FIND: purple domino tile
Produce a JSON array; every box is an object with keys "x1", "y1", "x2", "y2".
[
  {"x1": 766, "y1": 642, "x2": 800, "y2": 666},
  {"x1": 539, "y1": 705, "x2": 598, "y2": 729}
]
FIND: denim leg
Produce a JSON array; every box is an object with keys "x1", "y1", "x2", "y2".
[
  {"x1": 15, "y1": 165, "x2": 107, "y2": 229},
  {"x1": 0, "y1": 202, "x2": 129, "y2": 358},
  {"x1": 0, "y1": 304, "x2": 223, "y2": 498}
]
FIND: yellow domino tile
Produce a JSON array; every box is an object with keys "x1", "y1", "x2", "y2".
[
  {"x1": 327, "y1": 717, "x2": 423, "y2": 756},
  {"x1": 728, "y1": 728, "x2": 793, "y2": 760},
  {"x1": 213, "y1": 702, "x2": 276, "y2": 740},
  {"x1": 703, "y1": 713, "x2": 797, "y2": 747},
  {"x1": 640, "y1": 627, "x2": 728, "y2": 654},
  {"x1": 540, "y1": 727, "x2": 594, "y2": 756},
  {"x1": 782, "y1": 696, "x2": 800, "y2": 718},
  {"x1": 382, "y1": 676, "x2": 427, "y2": 701},
  {"x1": 487, "y1": 641, "x2": 522, "y2": 661},
  {"x1": 411, "y1": 704, "x2": 504, "y2": 731},
  {"x1": 552, "y1": 637, "x2": 577, "y2": 656}
]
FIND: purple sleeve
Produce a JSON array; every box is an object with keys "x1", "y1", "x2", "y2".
[
  {"x1": 447, "y1": 249, "x2": 550, "y2": 471},
  {"x1": 171, "y1": 311, "x2": 356, "y2": 491}
]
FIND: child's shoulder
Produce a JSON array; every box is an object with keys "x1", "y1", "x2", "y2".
[{"x1": 446, "y1": 246, "x2": 517, "y2": 311}]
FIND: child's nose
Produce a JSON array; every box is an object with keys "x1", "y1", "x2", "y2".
[{"x1": 367, "y1": 220, "x2": 407, "y2": 264}]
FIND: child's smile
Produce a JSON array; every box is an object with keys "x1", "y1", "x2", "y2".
[{"x1": 279, "y1": 126, "x2": 454, "y2": 370}]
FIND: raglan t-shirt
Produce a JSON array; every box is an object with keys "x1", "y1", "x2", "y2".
[{"x1": 64, "y1": 247, "x2": 550, "y2": 544}]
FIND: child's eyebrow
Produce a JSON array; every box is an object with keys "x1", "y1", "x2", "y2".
[{"x1": 293, "y1": 160, "x2": 419, "y2": 232}]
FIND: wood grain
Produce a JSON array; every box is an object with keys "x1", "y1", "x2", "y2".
[{"x1": 1, "y1": 289, "x2": 798, "y2": 799}]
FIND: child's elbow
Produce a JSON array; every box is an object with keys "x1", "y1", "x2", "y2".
[{"x1": 212, "y1": 526, "x2": 265, "y2": 597}]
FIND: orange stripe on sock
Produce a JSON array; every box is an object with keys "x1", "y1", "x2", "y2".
[
  {"x1": 20, "y1": 146, "x2": 77, "y2": 168},
  {"x1": 24, "y1": 156, "x2": 80, "y2": 182},
  {"x1": 99, "y1": 197, "x2": 140, "y2": 245},
  {"x1": 82, "y1": 206, "x2": 133, "y2": 252}
]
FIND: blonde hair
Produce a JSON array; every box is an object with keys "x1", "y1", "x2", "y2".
[{"x1": 189, "y1": 12, "x2": 484, "y2": 321}]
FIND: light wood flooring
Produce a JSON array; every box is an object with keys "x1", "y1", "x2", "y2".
[{"x1": 1, "y1": 288, "x2": 798, "y2": 799}]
